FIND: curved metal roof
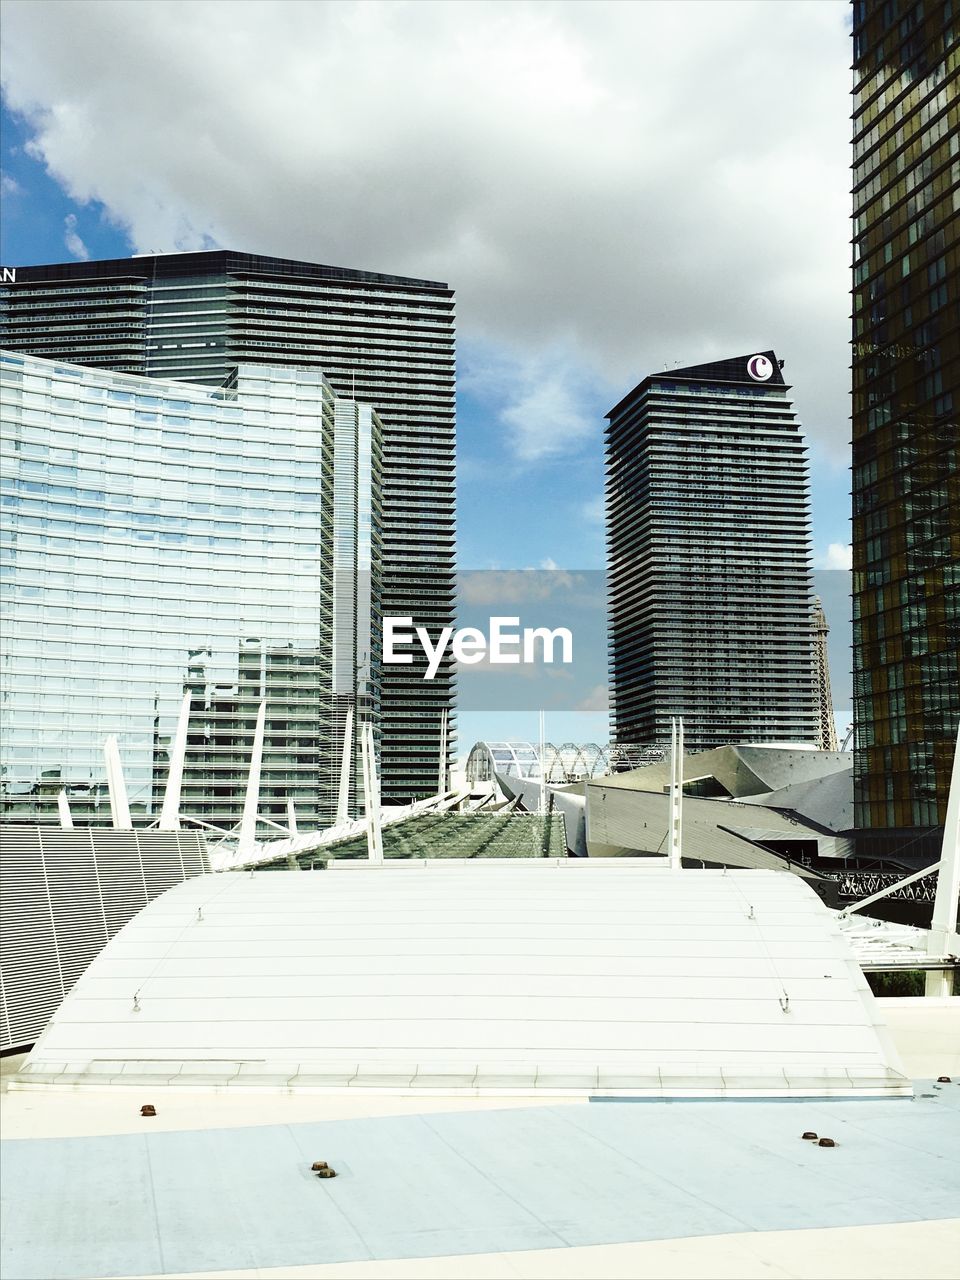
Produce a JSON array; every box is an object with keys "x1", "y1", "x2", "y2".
[{"x1": 18, "y1": 862, "x2": 909, "y2": 1097}]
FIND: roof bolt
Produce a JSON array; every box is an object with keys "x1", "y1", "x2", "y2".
[
  {"x1": 937, "y1": 1076, "x2": 952, "y2": 1083},
  {"x1": 801, "y1": 1131, "x2": 818, "y2": 1140},
  {"x1": 316, "y1": 1167, "x2": 337, "y2": 1178},
  {"x1": 310, "y1": 1161, "x2": 329, "y2": 1171},
  {"x1": 817, "y1": 1137, "x2": 836, "y2": 1147},
  {"x1": 141, "y1": 1104, "x2": 156, "y2": 1117}
]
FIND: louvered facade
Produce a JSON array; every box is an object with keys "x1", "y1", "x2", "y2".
[
  {"x1": 0, "y1": 826, "x2": 208, "y2": 1051},
  {"x1": 605, "y1": 352, "x2": 817, "y2": 750}
]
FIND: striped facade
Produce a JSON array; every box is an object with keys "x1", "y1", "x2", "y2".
[
  {"x1": 0, "y1": 827, "x2": 208, "y2": 1052},
  {"x1": 605, "y1": 352, "x2": 817, "y2": 751}
]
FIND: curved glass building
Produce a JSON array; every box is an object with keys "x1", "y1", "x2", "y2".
[{"x1": 0, "y1": 351, "x2": 381, "y2": 832}]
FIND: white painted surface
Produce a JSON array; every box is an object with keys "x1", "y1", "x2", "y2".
[
  {"x1": 109, "y1": 1218, "x2": 960, "y2": 1280},
  {"x1": 17, "y1": 862, "x2": 909, "y2": 1095}
]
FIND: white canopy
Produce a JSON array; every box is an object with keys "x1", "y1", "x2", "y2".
[{"x1": 17, "y1": 860, "x2": 909, "y2": 1097}]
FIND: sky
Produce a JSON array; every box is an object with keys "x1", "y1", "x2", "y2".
[{"x1": 0, "y1": 0, "x2": 855, "y2": 748}]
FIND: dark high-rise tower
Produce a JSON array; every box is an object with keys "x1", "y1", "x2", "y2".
[
  {"x1": 605, "y1": 352, "x2": 817, "y2": 751},
  {"x1": 0, "y1": 250, "x2": 456, "y2": 805},
  {"x1": 851, "y1": 2, "x2": 958, "y2": 848}
]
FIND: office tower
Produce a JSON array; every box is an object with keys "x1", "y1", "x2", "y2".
[
  {"x1": 605, "y1": 352, "x2": 817, "y2": 751},
  {"x1": 812, "y1": 598, "x2": 840, "y2": 752},
  {"x1": 851, "y1": 1, "x2": 959, "y2": 848},
  {"x1": 0, "y1": 250, "x2": 456, "y2": 805},
  {"x1": 0, "y1": 350, "x2": 381, "y2": 832}
]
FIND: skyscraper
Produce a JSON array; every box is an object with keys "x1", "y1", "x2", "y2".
[
  {"x1": 605, "y1": 352, "x2": 817, "y2": 751},
  {"x1": 0, "y1": 350, "x2": 380, "y2": 833},
  {"x1": 851, "y1": 1, "x2": 958, "y2": 848},
  {"x1": 0, "y1": 250, "x2": 456, "y2": 805},
  {"x1": 811, "y1": 598, "x2": 840, "y2": 753}
]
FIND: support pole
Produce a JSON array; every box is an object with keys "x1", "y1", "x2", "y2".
[
  {"x1": 678, "y1": 716, "x2": 684, "y2": 865},
  {"x1": 57, "y1": 789, "x2": 73, "y2": 829},
  {"x1": 238, "y1": 700, "x2": 266, "y2": 855},
  {"x1": 362, "y1": 722, "x2": 384, "y2": 864},
  {"x1": 104, "y1": 735, "x2": 132, "y2": 830},
  {"x1": 336, "y1": 707, "x2": 353, "y2": 825},
  {"x1": 668, "y1": 717, "x2": 683, "y2": 871},
  {"x1": 538, "y1": 709, "x2": 546, "y2": 816},
  {"x1": 158, "y1": 692, "x2": 191, "y2": 832},
  {"x1": 840, "y1": 859, "x2": 941, "y2": 918},
  {"x1": 286, "y1": 795, "x2": 299, "y2": 838},
  {"x1": 926, "y1": 723, "x2": 960, "y2": 996}
]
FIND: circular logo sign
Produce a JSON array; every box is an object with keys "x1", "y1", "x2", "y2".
[{"x1": 746, "y1": 354, "x2": 773, "y2": 381}]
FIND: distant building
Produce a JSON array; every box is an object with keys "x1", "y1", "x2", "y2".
[
  {"x1": 850, "y1": 2, "x2": 959, "y2": 846},
  {"x1": 605, "y1": 352, "x2": 817, "y2": 751},
  {"x1": 812, "y1": 597, "x2": 840, "y2": 752},
  {"x1": 0, "y1": 250, "x2": 456, "y2": 806},
  {"x1": 0, "y1": 351, "x2": 380, "y2": 832}
]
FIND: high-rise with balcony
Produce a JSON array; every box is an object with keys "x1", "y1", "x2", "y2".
[
  {"x1": 851, "y1": 0, "x2": 958, "y2": 851},
  {"x1": 605, "y1": 352, "x2": 817, "y2": 751},
  {"x1": 0, "y1": 250, "x2": 456, "y2": 805}
]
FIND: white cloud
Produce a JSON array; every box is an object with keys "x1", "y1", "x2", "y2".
[
  {"x1": 816, "y1": 542, "x2": 852, "y2": 570},
  {"x1": 461, "y1": 341, "x2": 609, "y2": 463},
  {"x1": 580, "y1": 495, "x2": 605, "y2": 526},
  {"x1": 1, "y1": 171, "x2": 22, "y2": 196},
  {"x1": 63, "y1": 211, "x2": 89, "y2": 260},
  {"x1": 1, "y1": 0, "x2": 852, "y2": 458}
]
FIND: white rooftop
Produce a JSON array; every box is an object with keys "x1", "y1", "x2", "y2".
[{"x1": 15, "y1": 860, "x2": 909, "y2": 1098}]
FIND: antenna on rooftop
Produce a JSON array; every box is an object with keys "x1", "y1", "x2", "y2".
[{"x1": 668, "y1": 717, "x2": 684, "y2": 870}]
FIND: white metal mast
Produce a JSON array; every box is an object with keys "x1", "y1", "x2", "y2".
[
  {"x1": 103, "y1": 735, "x2": 132, "y2": 830},
  {"x1": 237, "y1": 700, "x2": 266, "y2": 855},
  {"x1": 668, "y1": 717, "x2": 684, "y2": 870},
  {"x1": 158, "y1": 692, "x2": 192, "y2": 832},
  {"x1": 926, "y1": 723, "x2": 960, "y2": 996}
]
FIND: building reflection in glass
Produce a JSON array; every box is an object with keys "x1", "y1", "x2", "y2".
[{"x1": 0, "y1": 352, "x2": 382, "y2": 834}]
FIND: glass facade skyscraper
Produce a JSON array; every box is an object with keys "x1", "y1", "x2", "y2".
[
  {"x1": 851, "y1": 0, "x2": 958, "y2": 841},
  {"x1": 0, "y1": 350, "x2": 381, "y2": 832},
  {"x1": 605, "y1": 352, "x2": 817, "y2": 751},
  {"x1": 0, "y1": 250, "x2": 456, "y2": 805}
]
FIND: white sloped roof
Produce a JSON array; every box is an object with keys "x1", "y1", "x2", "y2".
[{"x1": 17, "y1": 861, "x2": 909, "y2": 1097}]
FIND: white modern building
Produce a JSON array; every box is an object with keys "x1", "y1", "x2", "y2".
[{"x1": 0, "y1": 350, "x2": 382, "y2": 832}]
